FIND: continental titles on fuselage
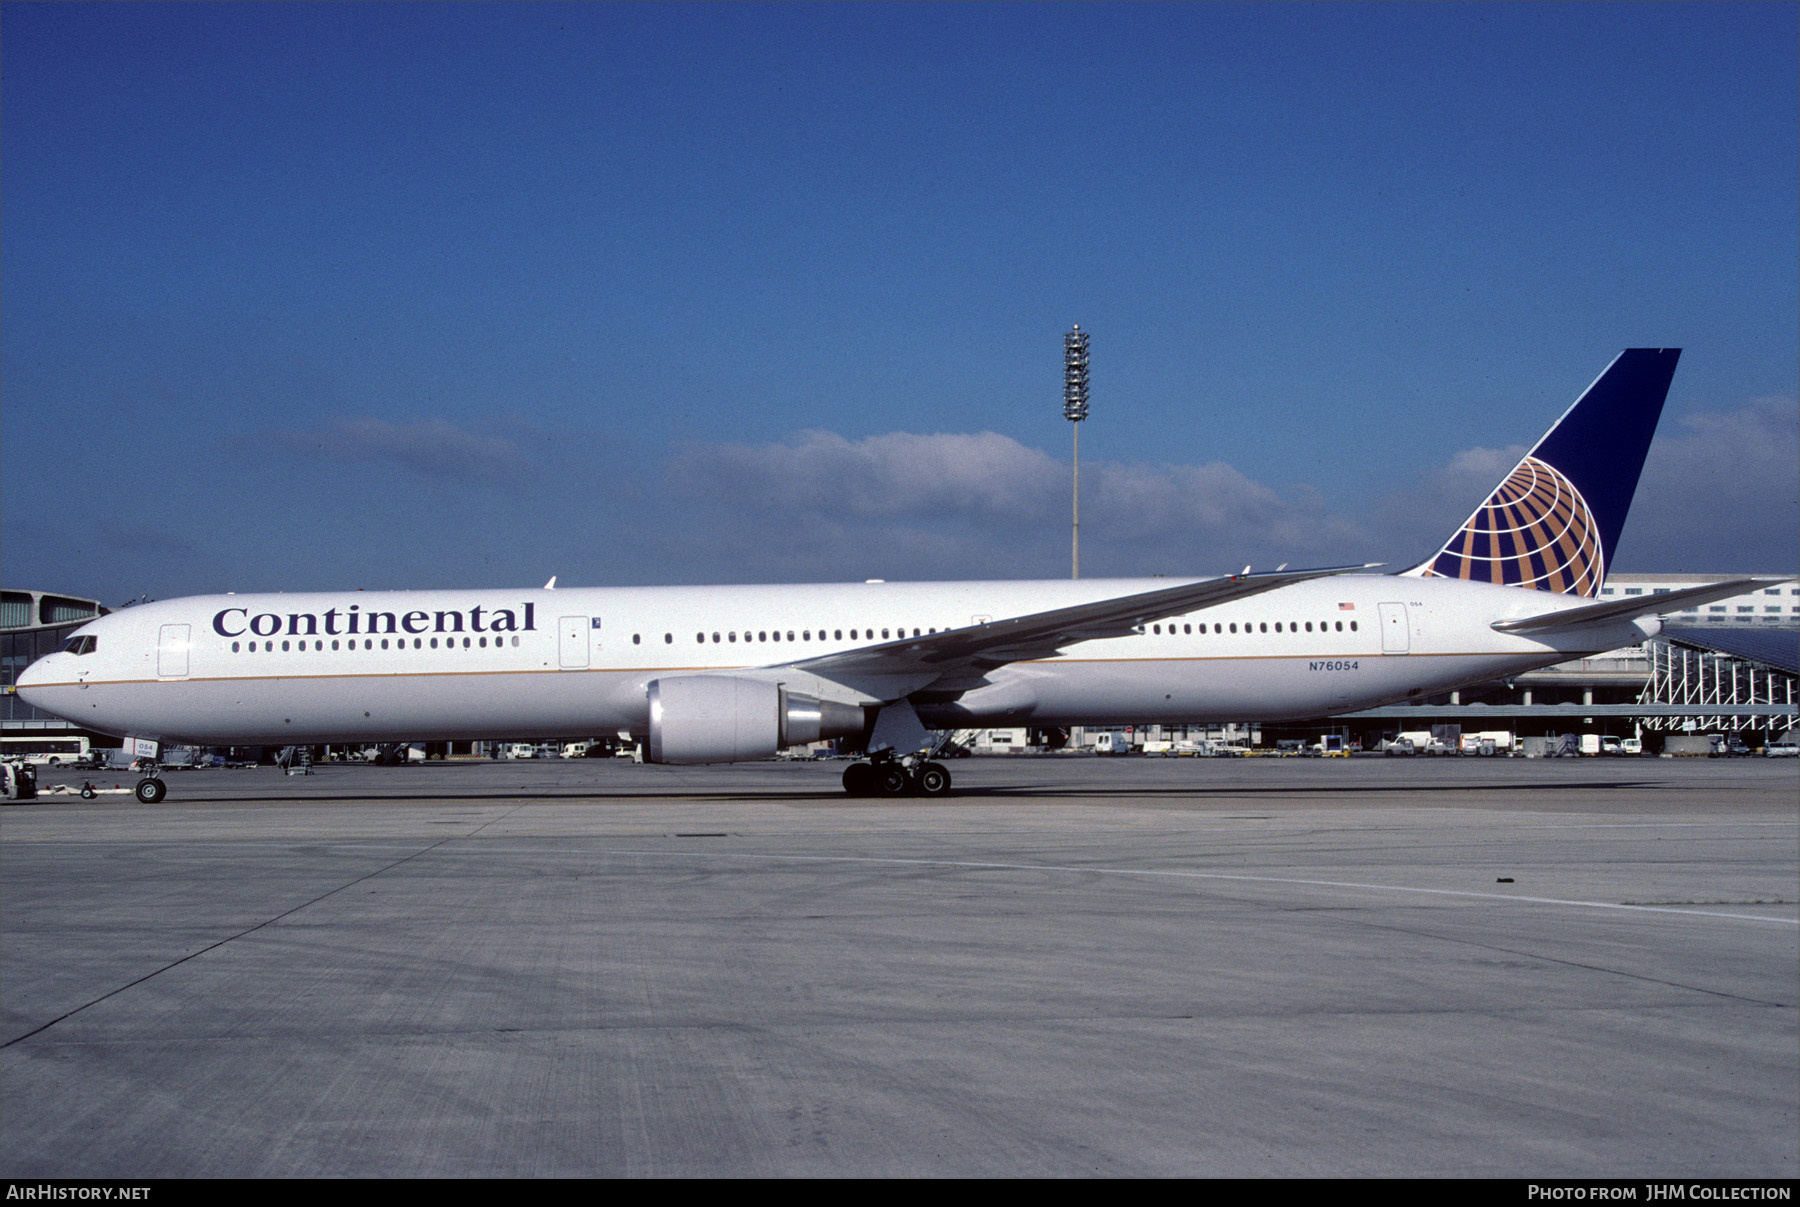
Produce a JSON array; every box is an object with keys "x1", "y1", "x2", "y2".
[{"x1": 212, "y1": 602, "x2": 539, "y2": 639}]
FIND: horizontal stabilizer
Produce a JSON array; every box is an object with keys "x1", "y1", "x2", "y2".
[{"x1": 1490, "y1": 577, "x2": 1787, "y2": 635}]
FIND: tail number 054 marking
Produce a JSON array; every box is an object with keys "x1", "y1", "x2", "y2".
[{"x1": 1309, "y1": 660, "x2": 1360, "y2": 672}]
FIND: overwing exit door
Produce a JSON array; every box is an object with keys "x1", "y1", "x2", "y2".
[
  {"x1": 559, "y1": 616, "x2": 591, "y2": 669},
  {"x1": 1378, "y1": 603, "x2": 1410, "y2": 654}
]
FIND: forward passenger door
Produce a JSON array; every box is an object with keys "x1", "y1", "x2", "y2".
[{"x1": 156, "y1": 625, "x2": 190, "y2": 678}]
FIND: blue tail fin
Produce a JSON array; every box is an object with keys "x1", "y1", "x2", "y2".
[{"x1": 1404, "y1": 349, "x2": 1680, "y2": 597}]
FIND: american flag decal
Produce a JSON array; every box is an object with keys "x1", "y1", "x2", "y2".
[
  {"x1": 1420, "y1": 455, "x2": 1604, "y2": 597},
  {"x1": 1338, "y1": 602, "x2": 1355, "y2": 610}
]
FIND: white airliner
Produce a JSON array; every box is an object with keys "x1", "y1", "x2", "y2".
[{"x1": 16, "y1": 349, "x2": 1779, "y2": 801}]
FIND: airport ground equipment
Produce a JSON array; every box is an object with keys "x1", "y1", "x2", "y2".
[{"x1": 0, "y1": 760, "x2": 38, "y2": 800}]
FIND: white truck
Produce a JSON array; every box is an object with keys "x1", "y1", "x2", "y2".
[{"x1": 1461, "y1": 731, "x2": 1513, "y2": 756}]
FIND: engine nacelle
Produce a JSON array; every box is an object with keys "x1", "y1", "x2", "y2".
[{"x1": 646, "y1": 676, "x2": 866, "y2": 765}]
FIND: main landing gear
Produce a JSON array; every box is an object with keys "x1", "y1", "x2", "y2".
[{"x1": 841, "y1": 754, "x2": 952, "y2": 797}]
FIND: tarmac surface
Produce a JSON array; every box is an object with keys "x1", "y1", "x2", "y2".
[{"x1": 3, "y1": 754, "x2": 1795, "y2": 1178}]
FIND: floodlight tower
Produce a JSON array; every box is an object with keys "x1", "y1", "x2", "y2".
[{"x1": 1063, "y1": 324, "x2": 1090, "y2": 578}]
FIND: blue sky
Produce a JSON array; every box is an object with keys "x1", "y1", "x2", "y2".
[{"x1": 3, "y1": 2, "x2": 1795, "y2": 604}]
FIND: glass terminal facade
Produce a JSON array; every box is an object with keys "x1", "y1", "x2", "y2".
[{"x1": 2, "y1": 590, "x2": 108, "y2": 741}]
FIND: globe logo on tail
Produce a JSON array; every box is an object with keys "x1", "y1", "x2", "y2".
[{"x1": 1421, "y1": 456, "x2": 1604, "y2": 596}]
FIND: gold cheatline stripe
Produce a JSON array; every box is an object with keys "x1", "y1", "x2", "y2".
[{"x1": 37, "y1": 648, "x2": 1514, "y2": 689}]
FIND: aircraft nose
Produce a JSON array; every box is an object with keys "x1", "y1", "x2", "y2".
[{"x1": 13, "y1": 655, "x2": 52, "y2": 706}]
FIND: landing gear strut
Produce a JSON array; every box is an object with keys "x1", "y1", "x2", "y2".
[{"x1": 841, "y1": 754, "x2": 952, "y2": 797}]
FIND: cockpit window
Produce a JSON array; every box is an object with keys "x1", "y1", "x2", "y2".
[{"x1": 59, "y1": 635, "x2": 97, "y2": 656}]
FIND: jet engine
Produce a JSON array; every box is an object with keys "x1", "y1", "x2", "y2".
[{"x1": 646, "y1": 676, "x2": 866, "y2": 764}]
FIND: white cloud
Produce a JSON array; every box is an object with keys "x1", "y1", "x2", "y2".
[
  {"x1": 1370, "y1": 395, "x2": 1800, "y2": 574},
  {"x1": 258, "y1": 417, "x2": 533, "y2": 486},
  {"x1": 1085, "y1": 462, "x2": 1367, "y2": 554},
  {"x1": 1369, "y1": 443, "x2": 1529, "y2": 568},
  {"x1": 237, "y1": 399, "x2": 1792, "y2": 587},
  {"x1": 1613, "y1": 396, "x2": 1800, "y2": 571},
  {"x1": 665, "y1": 429, "x2": 1376, "y2": 578},
  {"x1": 672, "y1": 430, "x2": 1061, "y2": 520}
]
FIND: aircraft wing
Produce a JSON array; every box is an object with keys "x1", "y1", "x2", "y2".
[
  {"x1": 1490, "y1": 577, "x2": 1789, "y2": 635},
  {"x1": 786, "y1": 564, "x2": 1378, "y2": 698}
]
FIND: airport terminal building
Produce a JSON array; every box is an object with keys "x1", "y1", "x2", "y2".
[
  {"x1": 1, "y1": 589, "x2": 110, "y2": 759},
  {"x1": 1599, "y1": 573, "x2": 1798, "y2": 626}
]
